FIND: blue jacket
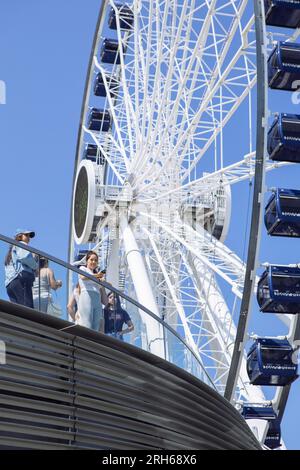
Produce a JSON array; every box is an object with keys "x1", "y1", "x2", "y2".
[{"x1": 5, "y1": 243, "x2": 38, "y2": 287}]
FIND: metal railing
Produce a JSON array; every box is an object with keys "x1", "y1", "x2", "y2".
[{"x1": 0, "y1": 232, "x2": 215, "y2": 389}]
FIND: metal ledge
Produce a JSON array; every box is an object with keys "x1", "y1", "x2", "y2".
[{"x1": 0, "y1": 299, "x2": 261, "y2": 450}]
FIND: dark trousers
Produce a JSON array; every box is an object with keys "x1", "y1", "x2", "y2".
[{"x1": 6, "y1": 271, "x2": 35, "y2": 309}]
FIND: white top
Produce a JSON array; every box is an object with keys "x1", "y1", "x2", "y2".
[{"x1": 78, "y1": 266, "x2": 100, "y2": 294}]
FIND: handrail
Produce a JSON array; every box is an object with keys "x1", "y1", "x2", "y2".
[{"x1": 0, "y1": 231, "x2": 215, "y2": 389}]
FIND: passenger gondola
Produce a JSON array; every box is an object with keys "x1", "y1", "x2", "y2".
[
  {"x1": 264, "y1": 419, "x2": 281, "y2": 450},
  {"x1": 83, "y1": 144, "x2": 105, "y2": 165},
  {"x1": 109, "y1": 4, "x2": 134, "y2": 30},
  {"x1": 267, "y1": 113, "x2": 300, "y2": 163},
  {"x1": 264, "y1": 188, "x2": 300, "y2": 237},
  {"x1": 87, "y1": 108, "x2": 111, "y2": 132},
  {"x1": 268, "y1": 42, "x2": 300, "y2": 91},
  {"x1": 94, "y1": 73, "x2": 119, "y2": 97},
  {"x1": 257, "y1": 265, "x2": 300, "y2": 314},
  {"x1": 100, "y1": 39, "x2": 124, "y2": 64},
  {"x1": 247, "y1": 338, "x2": 298, "y2": 386},
  {"x1": 264, "y1": 0, "x2": 300, "y2": 28},
  {"x1": 241, "y1": 404, "x2": 277, "y2": 421}
]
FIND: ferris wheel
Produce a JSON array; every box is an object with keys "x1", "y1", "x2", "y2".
[{"x1": 69, "y1": 0, "x2": 300, "y2": 447}]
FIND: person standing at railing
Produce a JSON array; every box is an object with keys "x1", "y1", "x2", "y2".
[
  {"x1": 104, "y1": 292, "x2": 134, "y2": 341},
  {"x1": 77, "y1": 251, "x2": 108, "y2": 331},
  {"x1": 4, "y1": 229, "x2": 37, "y2": 308},
  {"x1": 32, "y1": 257, "x2": 62, "y2": 313}
]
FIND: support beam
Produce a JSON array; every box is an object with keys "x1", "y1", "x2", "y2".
[
  {"x1": 120, "y1": 214, "x2": 164, "y2": 357},
  {"x1": 106, "y1": 238, "x2": 120, "y2": 289}
]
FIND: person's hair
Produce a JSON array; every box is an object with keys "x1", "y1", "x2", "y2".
[
  {"x1": 4, "y1": 234, "x2": 24, "y2": 266},
  {"x1": 38, "y1": 257, "x2": 48, "y2": 269},
  {"x1": 107, "y1": 291, "x2": 122, "y2": 310},
  {"x1": 85, "y1": 250, "x2": 98, "y2": 272}
]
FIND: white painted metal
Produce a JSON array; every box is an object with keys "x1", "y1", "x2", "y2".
[
  {"x1": 120, "y1": 214, "x2": 164, "y2": 357},
  {"x1": 106, "y1": 238, "x2": 120, "y2": 288}
]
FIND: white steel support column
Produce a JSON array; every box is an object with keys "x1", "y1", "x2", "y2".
[
  {"x1": 106, "y1": 239, "x2": 120, "y2": 290},
  {"x1": 120, "y1": 214, "x2": 164, "y2": 358}
]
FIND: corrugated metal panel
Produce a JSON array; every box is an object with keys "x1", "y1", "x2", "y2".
[{"x1": 0, "y1": 299, "x2": 261, "y2": 450}]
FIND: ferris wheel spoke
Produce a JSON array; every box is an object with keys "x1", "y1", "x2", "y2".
[
  {"x1": 143, "y1": 226, "x2": 202, "y2": 358},
  {"x1": 135, "y1": 36, "x2": 257, "y2": 193},
  {"x1": 131, "y1": 3, "x2": 254, "y2": 193},
  {"x1": 141, "y1": 152, "x2": 293, "y2": 202},
  {"x1": 143, "y1": 230, "x2": 263, "y2": 400},
  {"x1": 139, "y1": 209, "x2": 246, "y2": 293},
  {"x1": 82, "y1": 127, "x2": 126, "y2": 184},
  {"x1": 136, "y1": 57, "x2": 256, "y2": 196},
  {"x1": 142, "y1": 0, "x2": 216, "y2": 159},
  {"x1": 173, "y1": 1, "x2": 250, "y2": 142},
  {"x1": 177, "y1": 17, "x2": 256, "y2": 174},
  {"x1": 183, "y1": 251, "x2": 265, "y2": 400}
]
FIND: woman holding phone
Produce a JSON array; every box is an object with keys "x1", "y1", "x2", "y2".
[{"x1": 77, "y1": 251, "x2": 107, "y2": 331}]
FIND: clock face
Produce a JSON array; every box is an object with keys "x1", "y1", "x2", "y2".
[{"x1": 74, "y1": 165, "x2": 89, "y2": 240}]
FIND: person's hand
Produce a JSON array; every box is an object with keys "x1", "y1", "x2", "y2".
[
  {"x1": 75, "y1": 311, "x2": 81, "y2": 323},
  {"x1": 95, "y1": 272, "x2": 105, "y2": 280},
  {"x1": 56, "y1": 280, "x2": 63, "y2": 288}
]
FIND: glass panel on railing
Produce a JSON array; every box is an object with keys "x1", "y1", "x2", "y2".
[
  {"x1": 0, "y1": 236, "x2": 213, "y2": 391},
  {"x1": 32, "y1": 257, "x2": 67, "y2": 320},
  {"x1": 164, "y1": 325, "x2": 215, "y2": 389},
  {"x1": 0, "y1": 239, "x2": 11, "y2": 303},
  {"x1": 0, "y1": 238, "x2": 67, "y2": 320}
]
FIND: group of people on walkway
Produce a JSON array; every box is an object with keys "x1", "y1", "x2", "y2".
[
  {"x1": 67, "y1": 250, "x2": 133, "y2": 340},
  {"x1": 4, "y1": 229, "x2": 134, "y2": 341},
  {"x1": 4, "y1": 229, "x2": 62, "y2": 314}
]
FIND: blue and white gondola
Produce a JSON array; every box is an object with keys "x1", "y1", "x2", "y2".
[
  {"x1": 267, "y1": 113, "x2": 300, "y2": 162},
  {"x1": 87, "y1": 108, "x2": 111, "y2": 132},
  {"x1": 264, "y1": 419, "x2": 281, "y2": 450},
  {"x1": 108, "y1": 4, "x2": 134, "y2": 30},
  {"x1": 100, "y1": 39, "x2": 124, "y2": 65},
  {"x1": 257, "y1": 265, "x2": 300, "y2": 314},
  {"x1": 93, "y1": 73, "x2": 119, "y2": 98},
  {"x1": 264, "y1": 0, "x2": 300, "y2": 28},
  {"x1": 268, "y1": 42, "x2": 300, "y2": 91},
  {"x1": 83, "y1": 144, "x2": 105, "y2": 165},
  {"x1": 264, "y1": 188, "x2": 300, "y2": 237},
  {"x1": 247, "y1": 338, "x2": 298, "y2": 386}
]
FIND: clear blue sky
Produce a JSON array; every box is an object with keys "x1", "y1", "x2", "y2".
[{"x1": 0, "y1": 0, "x2": 300, "y2": 449}]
